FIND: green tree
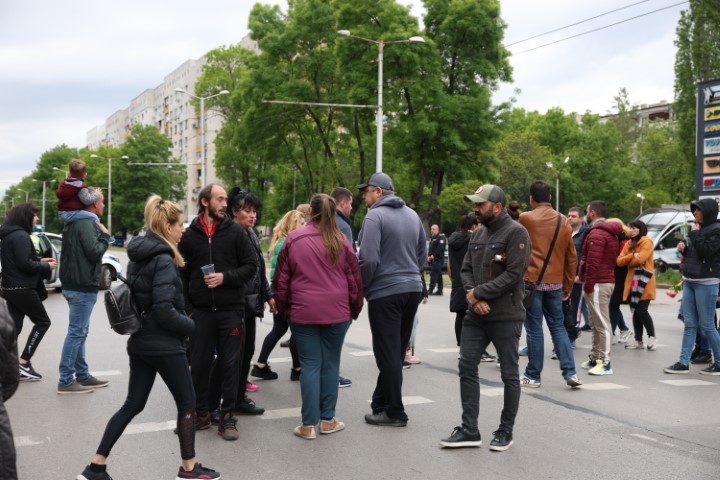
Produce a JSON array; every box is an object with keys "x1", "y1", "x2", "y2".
[
  {"x1": 109, "y1": 124, "x2": 185, "y2": 235},
  {"x1": 673, "y1": 0, "x2": 720, "y2": 197}
]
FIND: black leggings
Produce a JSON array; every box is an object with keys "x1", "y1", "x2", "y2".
[
  {"x1": 96, "y1": 353, "x2": 196, "y2": 460},
  {"x1": 454, "y1": 311, "x2": 465, "y2": 347},
  {"x1": 257, "y1": 313, "x2": 300, "y2": 369},
  {"x1": 633, "y1": 300, "x2": 655, "y2": 341},
  {"x1": 3, "y1": 288, "x2": 51, "y2": 361}
]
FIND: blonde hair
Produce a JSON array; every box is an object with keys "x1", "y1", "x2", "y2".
[
  {"x1": 270, "y1": 210, "x2": 305, "y2": 253},
  {"x1": 309, "y1": 193, "x2": 344, "y2": 267},
  {"x1": 144, "y1": 195, "x2": 185, "y2": 267},
  {"x1": 606, "y1": 217, "x2": 631, "y2": 237}
]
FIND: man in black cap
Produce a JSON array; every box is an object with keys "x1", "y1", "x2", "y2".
[
  {"x1": 356, "y1": 172, "x2": 426, "y2": 427},
  {"x1": 440, "y1": 184, "x2": 531, "y2": 452}
]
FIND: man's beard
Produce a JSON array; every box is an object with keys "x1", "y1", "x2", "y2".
[
  {"x1": 208, "y1": 205, "x2": 225, "y2": 222},
  {"x1": 478, "y1": 209, "x2": 494, "y2": 226}
]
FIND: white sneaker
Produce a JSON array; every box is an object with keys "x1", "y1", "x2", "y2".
[
  {"x1": 618, "y1": 330, "x2": 633, "y2": 344},
  {"x1": 646, "y1": 336, "x2": 656, "y2": 351}
]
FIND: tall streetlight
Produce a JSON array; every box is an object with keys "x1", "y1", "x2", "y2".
[
  {"x1": 32, "y1": 179, "x2": 48, "y2": 227},
  {"x1": 636, "y1": 192, "x2": 645, "y2": 214},
  {"x1": 90, "y1": 154, "x2": 129, "y2": 236},
  {"x1": 18, "y1": 189, "x2": 30, "y2": 202},
  {"x1": 546, "y1": 156, "x2": 570, "y2": 211},
  {"x1": 337, "y1": 30, "x2": 425, "y2": 173},
  {"x1": 174, "y1": 88, "x2": 230, "y2": 189}
]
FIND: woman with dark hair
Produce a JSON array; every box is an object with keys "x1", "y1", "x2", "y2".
[
  {"x1": 227, "y1": 188, "x2": 273, "y2": 412},
  {"x1": 77, "y1": 195, "x2": 219, "y2": 480},
  {"x1": 273, "y1": 194, "x2": 363, "y2": 439},
  {"x1": 0, "y1": 203, "x2": 57, "y2": 381},
  {"x1": 506, "y1": 201, "x2": 521, "y2": 221},
  {"x1": 617, "y1": 220, "x2": 657, "y2": 350}
]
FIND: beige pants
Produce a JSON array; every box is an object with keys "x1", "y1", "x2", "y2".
[{"x1": 583, "y1": 283, "x2": 614, "y2": 362}]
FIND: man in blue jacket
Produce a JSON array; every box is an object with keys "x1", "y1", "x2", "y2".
[{"x1": 357, "y1": 173, "x2": 426, "y2": 427}]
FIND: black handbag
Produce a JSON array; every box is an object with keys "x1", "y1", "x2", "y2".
[
  {"x1": 104, "y1": 273, "x2": 144, "y2": 335},
  {"x1": 523, "y1": 213, "x2": 562, "y2": 309}
]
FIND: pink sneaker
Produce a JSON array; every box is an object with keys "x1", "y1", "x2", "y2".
[
  {"x1": 405, "y1": 354, "x2": 421, "y2": 364},
  {"x1": 246, "y1": 382, "x2": 260, "y2": 392}
]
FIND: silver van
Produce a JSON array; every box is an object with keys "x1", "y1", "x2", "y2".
[{"x1": 635, "y1": 208, "x2": 694, "y2": 273}]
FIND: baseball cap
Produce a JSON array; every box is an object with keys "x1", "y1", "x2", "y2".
[
  {"x1": 464, "y1": 184, "x2": 507, "y2": 206},
  {"x1": 356, "y1": 172, "x2": 395, "y2": 192}
]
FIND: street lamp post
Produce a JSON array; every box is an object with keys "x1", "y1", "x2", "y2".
[
  {"x1": 636, "y1": 193, "x2": 645, "y2": 214},
  {"x1": 545, "y1": 156, "x2": 570, "y2": 211},
  {"x1": 174, "y1": 88, "x2": 230, "y2": 189},
  {"x1": 32, "y1": 179, "x2": 47, "y2": 227},
  {"x1": 18, "y1": 189, "x2": 30, "y2": 203},
  {"x1": 337, "y1": 30, "x2": 425, "y2": 173},
  {"x1": 90, "y1": 154, "x2": 129, "y2": 236}
]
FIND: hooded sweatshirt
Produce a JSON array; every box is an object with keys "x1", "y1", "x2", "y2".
[
  {"x1": 683, "y1": 198, "x2": 720, "y2": 282},
  {"x1": 357, "y1": 194, "x2": 426, "y2": 301},
  {"x1": 579, "y1": 219, "x2": 624, "y2": 293},
  {"x1": 0, "y1": 225, "x2": 50, "y2": 289}
]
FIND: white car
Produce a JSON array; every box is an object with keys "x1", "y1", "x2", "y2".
[{"x1": 33, "y1": 232, "x2": 123, "y2": 290}]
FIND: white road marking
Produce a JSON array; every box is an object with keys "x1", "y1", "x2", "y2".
[
  {"x1": 402, "y1": 396, "x2": 434, "y2": 405},
  {"x1": 575, "y1": 383, "x2": 630, "y2": 390},
  {"x1": 14, "y1": 436, "x2": 44, "y2": 447},
  {"x1": 427, "y1": 348, "x2": 459, "y2": 353},
  {"x1": 480, "y1": 387, "x2": 505, "y2": 397},
  {"x1": 267, "y1": 356, "x2": 293, "y2": 363},
  {"x1": 261, "y1": 407, "x2": 302, "y2": 420},
  {"x1": 125, "y1": 420, "x2": 176, "y2": 435},
  {"x1": 90, "y1": 370, "x2": 123, "y2": 377},
  {"x1": 630, "y1": 433, "x2": 679, "y2": 448},
  {"x1": 658, "y1": 379, "x2": 716, "y2": 386},
  {"x1": 349, "y1": 351, "x2": 375, "y2": 357}
]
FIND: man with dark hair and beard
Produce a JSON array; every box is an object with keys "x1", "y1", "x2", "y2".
[
  {"x1": 179, "y1": 183, "x2": 257, "y2": 441},
  {"x1": 440, "y1": 184, "x2": 531, "y2": 452}
]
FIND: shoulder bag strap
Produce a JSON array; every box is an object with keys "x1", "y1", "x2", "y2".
[{"x1": 537, "y1": 213, "x2": 562, "y2": 284}]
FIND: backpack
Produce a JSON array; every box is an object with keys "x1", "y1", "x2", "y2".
[{"x1": 104, "y1": 273, "x2": 144, "y2": 335}]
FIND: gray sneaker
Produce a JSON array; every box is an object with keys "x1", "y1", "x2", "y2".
[
  {"x1": 58, "y1": 380, "x2": 94, "y2": 394},
  {"x1": 78, "y1": 376, "x2": 110, "y2": 388}
]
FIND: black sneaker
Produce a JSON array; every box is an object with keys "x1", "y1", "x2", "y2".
[
  {"x1": 691, "y1": 353, "x2": 713, "y2": 364},
  {"x1": 77, "y1": 464, "x2": 112, "y2": 480},
  {"x1": 218, "y1": 413, "x2": 239, "y2": 441},
  {"x1": 439, "y1": 426, "x2": 481, "y2": 448},
  {"x1": 489, "y1": 429, "x2": 513, "y2": 452},
  {"x1": 233, "y1": 396, "x2": 265, "y2": 415},
  {"x1": 209, "y1": 409, "x2": 221, "y2": 425},
  {"x1": 290, "y1": 368, "x2": 301, "y2": 381},
  {"x1": 176, "y1": 462, "x2": 221, "y2": 479},
  {"x1": 663, "y1": 362, "x2": 690, "y2": 374},
  {"x1": 251, "y1": 364, "x2": 279, "y2": 380},
  {"x1": 699, "y1": 363, "x2": 720, "y2": 376},
  {"x1": 280, "y1": 339, "x2": 290, "y2": 348},
  {"x1": 580, "y1": 325, "x2": 592, "y2": 332},
  {"x1": 19, "y1": 362, "x2": 42, "y2": 381}
]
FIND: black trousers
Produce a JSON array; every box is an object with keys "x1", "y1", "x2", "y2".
[
  {"x1": 429, "y1": 261, "x2": 443, "y2": 293},
  {"x1": 190, "y1": 309, "x2": 243, "y2": 415},
  {"x1": 632, "y1": 300, "x2": 655, "y2": 341},
  {"x1": 368, "y1": 291, "x2": 423, "y2": 421},
  {"x1": 97, "y1": 353, "x2": 196, "y2": 460},
  {"x1": 257, "y1": 313, "x2": 300, "y2": 369},
  {"x1": 3, "y1": 288, "x2": 51, "y2": 362}
]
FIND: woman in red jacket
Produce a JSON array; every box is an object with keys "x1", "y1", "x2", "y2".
[
  {"x1": 272, "y1": 194, "x2": 363, "y2": 439},
  {"x1": 617, "y1": 220, "x2": 657, "y2": 350}
]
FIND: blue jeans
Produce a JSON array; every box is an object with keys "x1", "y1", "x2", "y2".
[
  {"x1": 679, "y1": 282, "x2": 720, "y2": 366},
  {"x1": 59, "y1": 290, "x2": 98, "y2": 385},
  {"x1": 290, "y1": 320, "x2": 351, "y2": 425},
  {"x1": 524, "y1": 288, "x2": 577, "y2": 381}
]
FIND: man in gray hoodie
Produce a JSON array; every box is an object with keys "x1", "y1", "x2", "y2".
[{"x1": 357, "y1": 173, "x2": 426, "y2": 427}]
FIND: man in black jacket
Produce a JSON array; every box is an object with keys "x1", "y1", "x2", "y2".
[
  {"x1": 427, "y1": 224, "x2": 446, "y2": 295},
  {"x1": 179, "y1": 184, "x2": 257, "y2": 441}
]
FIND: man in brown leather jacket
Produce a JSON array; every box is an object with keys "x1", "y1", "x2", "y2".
[{"x1": 519, "y1": 180, "x2": 580, "y2": 389}]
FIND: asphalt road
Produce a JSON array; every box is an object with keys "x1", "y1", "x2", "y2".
[{"x1": 8, "y1": 252, "x2": 719, "y2": 479}]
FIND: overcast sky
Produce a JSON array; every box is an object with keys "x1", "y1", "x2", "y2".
[{"x1": 0, "y1": 0, "x2": 687, "y2": 195}]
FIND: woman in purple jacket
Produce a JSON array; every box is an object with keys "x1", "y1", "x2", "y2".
[{"x1": 272, "y1": 193, "x2": 364, "y2": 439}]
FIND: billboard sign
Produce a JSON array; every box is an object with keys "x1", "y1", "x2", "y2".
[{"x1": 696, "y1": 78, "x2": 720, "y2": 198}]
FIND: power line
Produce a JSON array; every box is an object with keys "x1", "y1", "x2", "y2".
[
  {"x1": 510, "y1": 1, "x2": 689, "y2": 56},
  {"x1": 505, "y1": 0, "x2": 649, "y2": 47}
]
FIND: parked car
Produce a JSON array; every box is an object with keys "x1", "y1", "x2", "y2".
[
  {"x1": 635, "y1": 208, "x2": 694, "y2": 273},
  {"x1": 0, "y1": 232, "x2": 123, "y2": 291}
]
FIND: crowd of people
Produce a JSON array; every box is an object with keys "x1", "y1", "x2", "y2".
[{"x1": 1, "y1": 162, "x2": 719, "y2": 477}]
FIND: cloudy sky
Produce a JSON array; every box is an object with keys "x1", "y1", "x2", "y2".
[{"x1": 0, "y1": 0, "x2": 687, "y2": 195}]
